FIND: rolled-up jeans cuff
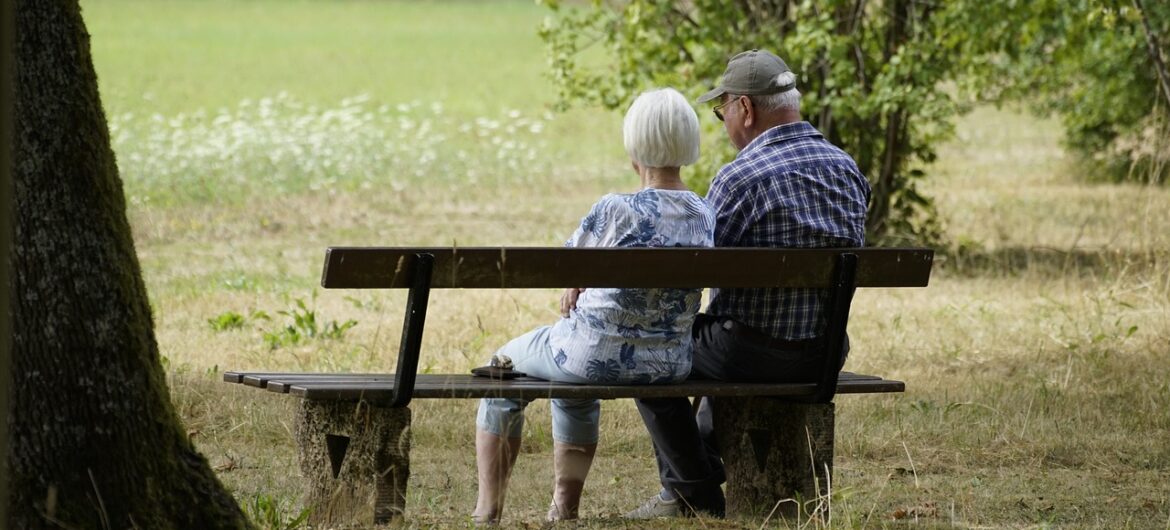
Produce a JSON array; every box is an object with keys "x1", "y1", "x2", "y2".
[
  {"x1": 551, "y1": 398, "x2": 600, "y2": 445},
  {"x1": 477, "y1": 397, "x2": 526, "y2": 439}
]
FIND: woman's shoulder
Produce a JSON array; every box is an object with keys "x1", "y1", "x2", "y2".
[
  {"x1": 653, "y1": 189, "x2": 714, "y2": 215},
  {"x1": 590, "y1": 189, "x2": 712, "y2": 223},
  {"x1": 585, "y1": 193, "x2": 637, "y2": 218}
]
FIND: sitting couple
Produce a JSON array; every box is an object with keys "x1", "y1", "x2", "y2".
[{"x1": 472, "y1": 49, "x2": 871, "y2": 524}]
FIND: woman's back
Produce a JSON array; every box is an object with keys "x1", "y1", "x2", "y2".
[{"x1": 549, "y1": 188, "x2": 715, "y2": 384}]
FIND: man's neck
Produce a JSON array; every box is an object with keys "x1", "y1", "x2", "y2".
[
  {"x1": 758, "y1": 110, "x2": 802, "y2": 132},
  {"x1": 744, "y1": 110, "x2": 803, "y2": 146}
]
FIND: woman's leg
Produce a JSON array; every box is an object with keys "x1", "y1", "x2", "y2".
[
  {"x1": 472, "y1": 427, "x2": 522, "y2": 523},
  {"x1": 473, "y1": 328, "x2": 553, "y2": 523},
  {"x1": 474, "y1": 326, "x2": 600, "y2": 522},
  {"x1": 547, "y1": 398, "x2": 600, "y2": 520}
]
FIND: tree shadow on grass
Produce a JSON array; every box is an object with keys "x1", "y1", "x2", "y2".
[{"x1": 937, "y1": 246, "x2": 1167, "y2": 278}]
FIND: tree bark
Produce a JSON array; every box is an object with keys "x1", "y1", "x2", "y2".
[
  {"x1": 2, "y1": 0, "x2": 16, "y2": 523},
  {"x1": 8, "y1": 1, "x2": 251, "y2": 528}
]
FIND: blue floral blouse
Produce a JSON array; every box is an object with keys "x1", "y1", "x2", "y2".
[{"x1": 547, "y1": 189, "x2": 715, "y2": 384}]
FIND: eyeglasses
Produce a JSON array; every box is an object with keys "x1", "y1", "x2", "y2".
[{"x1": 712, "y1": 96, "x2": 740, "y2": 122}]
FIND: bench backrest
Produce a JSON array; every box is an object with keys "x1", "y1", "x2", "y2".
[
  {"x1": 321, "y1": 247, "x2": 934, "y2": 407},
  {"x1": 322, "y1": 247, "x2": 933, "y2": 289}
]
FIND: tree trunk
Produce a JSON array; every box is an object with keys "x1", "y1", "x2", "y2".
[
  {"x1": 1133, "y1": 0, "x2": 1170, "y2": 109},
  {"x1": 2, "y1": 0, "x2": 15, "y2": 523},
  {"x1": 8, "y1": 1, "x2": 251, "y2": 528},
  {"x1": 865, "y1": 0, "x2": 911, "y2": 240}
]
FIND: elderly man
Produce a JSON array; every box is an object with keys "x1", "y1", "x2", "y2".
[{"x1": 626, "y1": 49, "x2": 871, "y2": 518}]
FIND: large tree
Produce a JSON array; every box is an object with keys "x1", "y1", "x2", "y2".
[{"x1": 8, "y1": 1, "x2": 250, "y2": 528}]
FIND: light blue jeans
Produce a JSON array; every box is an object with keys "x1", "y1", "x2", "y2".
[{"x1": 475, "y1": 326, "x2": 601, "y2": 445}]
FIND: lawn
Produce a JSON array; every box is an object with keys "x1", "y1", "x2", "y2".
[{"x1": 83, "y1": 0, "x2": 1170, "y2": 528}]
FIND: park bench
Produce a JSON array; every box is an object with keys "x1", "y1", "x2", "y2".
[{"x1": 224, "y1": 246, "x2": 933, "y2": 527}]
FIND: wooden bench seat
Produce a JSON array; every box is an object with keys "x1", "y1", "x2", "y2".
[
  {"x1": 224, "y1": 246, "x2": 933, "y2": 527},
  {"x1": 225, "y1": 371, "x2": 905, "y2": 400}
]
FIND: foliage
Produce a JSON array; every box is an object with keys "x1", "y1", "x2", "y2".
[
  {"x1": 244, "y1": 494, "x2": 311, "y2": 530},
  {"x1": 263, "y1": 294, "x2": 358, "y2": 350},
  {"x1": 208, "y1": 311, "x2": 247, "y2": 331},
  {"x1": 942, "y1": 0, "x2": 1170, "y2": 183},
  {"x1": 539, "y1": 0, "x2": 963, "y2": 245},
  {"x1": 539, "y1": 0, "x2": 1170, "y2": 243}
]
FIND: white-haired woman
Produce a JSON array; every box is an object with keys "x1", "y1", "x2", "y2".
[{"x1": 472, "y1": 88, "x2": 715, "y2": 524}]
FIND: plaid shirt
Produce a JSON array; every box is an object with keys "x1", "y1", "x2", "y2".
[{"x1": 706, "y1": 121, "x2": 870, "y2": 340}]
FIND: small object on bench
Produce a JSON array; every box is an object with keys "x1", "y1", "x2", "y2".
[
  {"x1": 472, "y1": 353, "x2": 527, "y2": 379},
  {"x1": 224, "y1": 246, "x2": 933, "y2": 526},
  {"x1": 470, "y1": 366, "x2": 527, "y2": 380}
]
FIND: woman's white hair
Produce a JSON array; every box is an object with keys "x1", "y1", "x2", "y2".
[
  {"x1": 750, "y1": 72, "x2": 802, "y2": 112},
  {"x1": 623, "y1": 88, "x2": 700, "y2": 168}
]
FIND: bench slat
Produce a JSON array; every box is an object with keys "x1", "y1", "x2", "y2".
[
  {"x1": 322, "y1": 247, "x2": 933, "y2": 289},
  {"x1": 225, "y1": 372, "x2": 902, "y2": 402},
  {"x1": 239, "y1": 373, "x2": 394, "y2": 389},
  {"x1": 224, "y1": 371, "x2": 395, "y2": 385}
]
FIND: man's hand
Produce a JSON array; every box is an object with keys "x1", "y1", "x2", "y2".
[{"x1": 560, "y1": 288, "x2": 585, "y2": 318}]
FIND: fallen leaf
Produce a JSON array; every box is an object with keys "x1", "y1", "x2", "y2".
[{"x1": 214, "y1": 458, "x2": 240, "y2": 473}]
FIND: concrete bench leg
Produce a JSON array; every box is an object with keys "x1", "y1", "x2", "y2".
[
  {"x1": 712, "y1": 398, "x2": 834, "y2": 519},
  {"x1": 295, "y1": 400, "x2": 411, "y2": 527}
]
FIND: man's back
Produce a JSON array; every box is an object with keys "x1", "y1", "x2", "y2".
[{"x1": 705, "y1": 121, "x2": 870, "y2": 341}]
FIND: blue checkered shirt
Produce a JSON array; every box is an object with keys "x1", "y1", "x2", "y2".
[{"x1": 706, "y1": 121, "x2": 870, "y2": 341}]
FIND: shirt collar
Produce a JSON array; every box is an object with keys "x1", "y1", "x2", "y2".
[{"x1": 738, "y1": 121, "x2": 823, "y2": 157}]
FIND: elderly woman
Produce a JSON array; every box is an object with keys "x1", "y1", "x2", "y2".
[{"x1": 472, "y1": 88, "x2": 715, "y2": 524}]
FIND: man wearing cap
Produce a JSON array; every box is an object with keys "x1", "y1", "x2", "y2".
[{"x1": 626, "y1": 49, "x2": 871, "y2": 519}]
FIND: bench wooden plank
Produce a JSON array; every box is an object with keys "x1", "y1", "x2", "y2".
[
  {"x1": 227, "y1": 371, "x2": 890, "y2": 392},
  {"x1": 222, "y1": 372, "x2": 902, "y2": 401},
  {"x1": 322, "y1": 247, "x2": 934, "y2": 289},
  {"x1": 288, "y1": 378, "x2": 903, "y2": 401},
  {"x1": 239, "y1": 373, "x2": 393, "y2": 389}
]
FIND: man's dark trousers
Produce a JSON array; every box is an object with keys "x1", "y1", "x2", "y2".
[{"x1": 634, "y1": 314, "x2": 847, "y2": 515}]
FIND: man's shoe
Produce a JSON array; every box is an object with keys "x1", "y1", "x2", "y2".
[{"x1": 623, "y1": 492, "x2": 682, "y2": 519}]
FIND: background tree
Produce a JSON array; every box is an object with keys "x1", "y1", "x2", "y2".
[
  {"x1": 8, "y1": 1, "x2": 251, "y2": 527},
  {"x1": 948, "y1": 0, "x2": 1170, "y2": 183},
  {"x1": 540, "y1": 0, "x2": 960, "y2": 244},
  {"x1": 539, "y1": 0, "x2": 1170, "y2": 244}
]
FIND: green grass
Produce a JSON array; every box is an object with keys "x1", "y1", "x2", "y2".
[
  {"x1": 86, "y1": 0, "x2": 626, "y2": 207},
  {"x1": 82, "y1": 1, "x2": 1170, "y2": 528},
  {"x1": 85, "y1": 0, "x2": 555, "y2": 115}
]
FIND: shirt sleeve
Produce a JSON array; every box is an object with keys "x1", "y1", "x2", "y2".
[
  {"x1": 565, "y1": 196, "x2": 613, "y2": 248},
  {"x1": 705, "y1": 168, "x2": 757, "y2": 247}
]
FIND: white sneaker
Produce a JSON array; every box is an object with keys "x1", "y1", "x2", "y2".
[{"x1": 623, "y1": 492, "x2": 682, "y2": 519}]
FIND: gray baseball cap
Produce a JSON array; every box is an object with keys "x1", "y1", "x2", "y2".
[{"x1": 697, "y1": 49, "x2": 796, "y2": 103}]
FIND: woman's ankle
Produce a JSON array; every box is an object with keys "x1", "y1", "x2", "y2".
[{"x1": 546, "y1": 499, "x2": 578, "y2": 522}]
